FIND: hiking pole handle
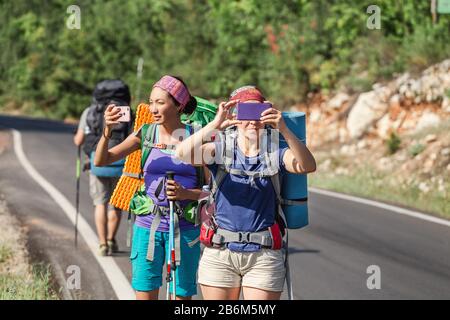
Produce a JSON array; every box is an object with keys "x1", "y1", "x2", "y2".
[
  {"x1": 165, "y1": 171, "x2": 175, "y2": 205},
  {"x1": 166, "y1": 171, "x2": 175, "y2": 181}
]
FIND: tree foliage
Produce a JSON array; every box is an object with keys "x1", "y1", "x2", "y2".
[{"x1": 1, "y1": 0, "x2": 449, "y2": 119}]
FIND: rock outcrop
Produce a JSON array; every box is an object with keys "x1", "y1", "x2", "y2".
[{"x1": 299, "y1": 59, "x2": 450, "y2": 149}]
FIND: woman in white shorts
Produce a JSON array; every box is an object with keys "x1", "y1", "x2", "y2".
[{"x1": 176, "y1": 86, "x2": 316, "y2": 299}]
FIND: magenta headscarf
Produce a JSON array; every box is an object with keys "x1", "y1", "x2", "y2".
[{"x1": 153, "y1": 75, "x2": 190, "y2": 112}]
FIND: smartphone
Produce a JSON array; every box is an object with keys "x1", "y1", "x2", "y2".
[
  {"x1": 236, "y1": 102, "x2": 271, "y2": 121},
  {"x1": 115, "y1": 106, "x2": 130, "y2": 122}
]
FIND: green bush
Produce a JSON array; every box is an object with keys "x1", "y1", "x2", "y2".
[
  {"x1": 386, "y1": 132, "x2": 401, "y2": 154},
  {"x1": 409, "y1": 143, "x2": 425, "y2": 157},
  {"x1": 0, "y1": 245, "x2": 12, "y2": 264}
]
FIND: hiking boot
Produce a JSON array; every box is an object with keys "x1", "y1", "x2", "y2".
[
  {"x1": 99, "y1": 243, "x2": 108, "y2": 256},
  {"x1": 107, "y1": 239, "x2": 119, "y2": 255}
]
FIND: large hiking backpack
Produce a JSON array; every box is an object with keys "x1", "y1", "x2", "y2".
[
  {"x1": 180, "y1": 96, "x2": 218, "y2": 128},
  {"x1": 197, "y1": 125, "x2": 305, "y2": 300},
  {"x1": 83, "y1": 79, "x2": 133, "y2": 177}
]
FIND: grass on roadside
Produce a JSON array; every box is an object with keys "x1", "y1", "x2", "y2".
[
  {"x1": 0, "y1": 244, "x2": 58, "y2": 300},
  {"x1": 309, "y1": 167, "x2": 450, "y2": 220},
  {"x1": 0, "y1": 244, "x2": 12, "y2": 264}
]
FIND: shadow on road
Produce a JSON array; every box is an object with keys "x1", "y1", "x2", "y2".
[
  {"x1": 111, "y1": 251, "x2": 132, "y2": 257},
  {"x1": 288, "y1": 248, "x2": 320, "y2": 255}
]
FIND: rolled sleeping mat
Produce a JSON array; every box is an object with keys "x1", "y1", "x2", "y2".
[
  {"x1": 279, "y1": 112, "x2": 309, "y2": 229},
  {"x1": 110, "y1": 103, "x2": 153, "y2": 211}
]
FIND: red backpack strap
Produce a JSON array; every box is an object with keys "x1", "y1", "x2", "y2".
[{"x1": 268, "y1": 222, "x2": 283, "y2": 250}]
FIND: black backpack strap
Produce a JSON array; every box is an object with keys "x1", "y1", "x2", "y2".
[{"x1": 195, "y1": 166, "x2": 205, "y2": 188}]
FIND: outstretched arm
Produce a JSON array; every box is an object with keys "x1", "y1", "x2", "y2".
[
  {"x1": 260, "y1": 103, "x2": 316, "y2": 174},
  {"x1": 281, "y1": 132, "x2": 316, "y2": 174},
  {"x1": 94, "y1": 104, "x2": 140, "y2": 166},
  {"x1": 175, "y1": 100, "x2": 241, "y2": 166},
  {"x1": 73, "y1": 128, "x2": 85, "y2": 146}
]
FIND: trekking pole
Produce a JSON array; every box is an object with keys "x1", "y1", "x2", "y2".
[
  {"x1": 165, "y1": 203, "x2": 172, "y2": 300},
  {"x1": 74, "y1": 145, "x2": 81, "y2": 248},
  {"x1": 166, "y1": 171, "x2": 177, "y2": 300}
]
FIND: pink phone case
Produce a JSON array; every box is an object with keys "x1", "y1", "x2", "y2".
[
  {"x1": 115, "y1": 106, "x2": 130, "y2": 122},
  {"x1": 236, "y1": 102, "x2": 271, "y2": 120}
]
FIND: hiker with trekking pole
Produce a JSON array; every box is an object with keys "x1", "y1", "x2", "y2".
[
  {"x1": 74, "y1": 80, "x2": 133, "y2": 256},
  {"x1": 94, "y1": 75, "x2": 206, "y2": 300},
  {"x1": 176, "y1": 85, "x2": 316, "y2": 300}
]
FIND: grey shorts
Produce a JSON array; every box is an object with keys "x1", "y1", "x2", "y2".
[{"x1": 88, "y1": 173, "x2": 119, "y2": 209}]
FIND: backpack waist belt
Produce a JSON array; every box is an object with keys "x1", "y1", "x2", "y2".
[
  {"x1": 212, "y1": 228, "x2": 274, "y2": 248},
  {"x1": 127, "y1": 187, "x2": 184, "y2": 264}
]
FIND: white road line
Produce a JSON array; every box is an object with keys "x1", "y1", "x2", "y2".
[
  {"x1": 310, "y1": 187, "x2": 450, "y2": 228},
  {"x1": 12, "y1": 129, "x2": 135, "y2": 300}
]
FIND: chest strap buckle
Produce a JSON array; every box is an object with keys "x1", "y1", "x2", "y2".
[{"x1": 239, "y1": 232, "x2": 251, "y2": 243}]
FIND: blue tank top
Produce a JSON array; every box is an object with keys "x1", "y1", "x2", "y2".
[{"x1": 207, "y1": 141, "x2": 288, "y2": 252}]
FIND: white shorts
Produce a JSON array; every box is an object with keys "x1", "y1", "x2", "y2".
[{"x1": 198, "y1": 246, "x2": 286, "y2": 292}]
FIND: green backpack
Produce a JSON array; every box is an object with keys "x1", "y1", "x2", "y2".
[{"x1": 180, "y1": 96, "x2": 218, "y2": 128}]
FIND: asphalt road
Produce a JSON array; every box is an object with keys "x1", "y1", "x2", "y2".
[{"x1": 1, "y1": 114, "x2": 449, "y2": 300}]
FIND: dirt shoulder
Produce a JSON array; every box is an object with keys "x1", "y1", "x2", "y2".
[
  {"x1": 0, "y1": 132, "x2": 59, "y2": 299},
  {"x1": 310, "y1": 120, "x2": 450, "y2": 219},
  {"x1": 0, "y1": 194, "x2": 59, "y2": 299}
]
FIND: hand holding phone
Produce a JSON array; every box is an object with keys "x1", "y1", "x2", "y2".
[
  {"x1": 236, "y1": 102, "x2": 272, "y2": 121},
  {"x1": 114, "y1": 106, "x2": 130, "y2": 122}
]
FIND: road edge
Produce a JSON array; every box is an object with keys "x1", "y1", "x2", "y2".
[
  {"x1": 310, "y1": 187, "x2": 450, "y2": 228},
  {"x1": 11, "y1": 129, "x2": 135, "y2": 300}
]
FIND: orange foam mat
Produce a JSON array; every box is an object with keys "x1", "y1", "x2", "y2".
[{"x1": 110, "y1": 103, "x2": 153, "y2": 211}]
